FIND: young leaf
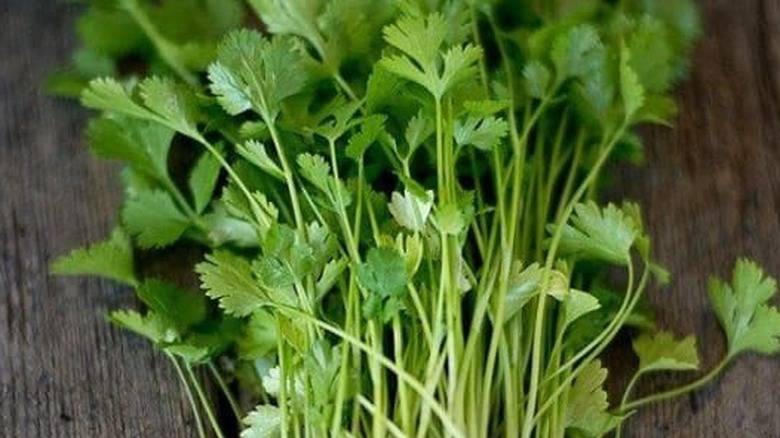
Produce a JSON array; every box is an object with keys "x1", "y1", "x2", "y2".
[
  {"x1": 620, "y1": 44, "x2": 646, "y2": 121},
  {"x1": 139, "y1": 76, "x2": 200, "y2": 136},
  {"x1": 197, "y1": 251, "x2": 267, "y2": 317},
  {"x1": 564, "y1": 288, "x2": 601, "y2": 327},
  {"x1": 632, "y1": 331, "x2": 699, "y2": 373},
  {"x1": 566, "y1": 360, "x2": 622, "y2": 437},
  {"x1": 122, "y1": 190, "x2": 190, "y2": 248},
  {"x1": 208, "y1": 30, "x2": 307, "y2": 121},
  {"x1": 709, "y1": 259, "x2": 780, "y2": 357},
  {"x1": 81, "y1": 78, "x2": 156, "y2": 120},
  {"x1": 551, "y1": 25, "x2": 603, "y2": 83},
  {"x1": 553, "y1": 202, "x2": 640, "y2": 265},
  {"x1": 188, "y1": 150, "x2": 222, "y2": 214},
  {"x1": 453, "y1": 115, "x2": 508, "y2": 151},
  {"x1": 358, "y1": 247, "x2": 408, "y2": 321},
  {"x1": 523, "y1": 60, "x2": 552, "y2": 99},
  {"x1": 109, "y1": 310, "x2": 172, "y2": 345},
  {"x1": 247, "y1": 0, "x2": 324, "y2": 56},
  {"x1": 388, "y1": 189, "x2": 434, "y2": 232},
  {"x1": 297, "y1": 153, "x2": 331, "y2": 193},
  {"x1": 237, "y1": 140, "x2": 285, "y2": 180},
  {"x1": 87, "y1": 117, "x2": 175, "y2": 182},
  {"x1": 241, "y1": 404, "x2": 282, "y2": 438},
  {"x1": 51, "y1": 228, "x2": 137, "y2": 287}
]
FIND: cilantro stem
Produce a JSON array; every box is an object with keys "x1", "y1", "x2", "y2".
[
  {"x1": 207, "y1": 361, "x2": 242, "y2": 422},
  {"x1": 267, "y1": 122, "x2": 306, "y2": 233},
  {"x1": 278, "y1": 306, "x2": 465, "y2": 438},
  {"x1": 185, "y1": 362, "x2": 225, "y2": 438},
  {"x1": 522, "y1": 125, "x2": 627, "y2": 438},
  {"x1": 620, "y1": 358, "x2": 730, "y2": 413},
  {"x1": 167, "y1": 353, "x2": 207, "y2": 438}
]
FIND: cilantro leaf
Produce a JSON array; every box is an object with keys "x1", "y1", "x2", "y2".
[
  {"x1": 87, "y1": 117, "x2": 175, "y2": 183},
  {"x1": 237, "y1": 140, "x2": 285, "y2": 181},
  {"x1": 619, "y1": 44, "x2": 646, "y2": 121},
  {"x1": 709, "y1": 259, "x2": 780, "y2": 357},
  {"x1": 139, "y1": 76, "x2": 200, "y2": 136},
  {"x1": 388, "y1": 189, "x2": 434, "y2": 232},
  {"x1": 453, "y1": 115, "x2": 508, "y2": 151},
  {"x1": 554, "y1": 202, "x2": 641, "y2": 265},
  {"x1": 188, "y1": 150, "x2": 222, "y2": 214},
  {"x1": 136, "y1": 279, "x2": 208, "y2": 331},
  {"x1": 566, "y1": 360, "x2": 623, "y2": 437},
  {"x1": 51, "y1": 228, "x2": 138, "y2": 287},
  {"x1": 380, "y1": 12, "x2": 481, "y2": 98},
  {"x1": 241, "y1": 404, "x2": 282, "y2": 438},
  {"x1": 208, "y1": 30, "x2": 307, "y2": 121},
  {"x1": 551, "y1": 24, "x2": 603, "y2": 83},
  {"x1": 197, "y1": 250, "x2": 270, "y2": 317},
  {"x1": 109, "y1": 310, "x2": 173, "y2": 345},
  {"x1": 81, "y1": 78, "x2": 156, "y2": 120},
  {"x1": 358, "y1": 247, "x2": 408, "y2": 322},
  {"x1": 122, "y1": 189, "x2": 190, "y2": 248},
  {"x1": 632, "y1": 331, "x2": 700, "y2": 373}
]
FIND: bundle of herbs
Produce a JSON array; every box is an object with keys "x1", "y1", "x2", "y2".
[{"x1": 51, "y1": 0, "x2": 780, "y2": 437}]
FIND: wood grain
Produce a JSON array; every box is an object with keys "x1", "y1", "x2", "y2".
[
  {"x1": 0, "y1": 2, "x2": 195, "y2": 437},
  {"x1": 0, "y1": 0, "x2": 777, "y2": 437}
]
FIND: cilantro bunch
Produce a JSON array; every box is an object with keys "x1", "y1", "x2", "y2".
[{"x1": 53, "y1": 0, "x2": 780, "y2": 437}]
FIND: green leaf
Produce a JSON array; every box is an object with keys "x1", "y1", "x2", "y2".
[
  {"x1": 87, "y1": 117, "x2": 175, "y2": 182},
  {"x1": 358, "y1": 247, "x2": 408, "y2": 321},
  {"x1": 51, "y1": 228, "x2": 137, "y2": 287},
  {"x1": 241, "y1": 404, "x2": 282, "y2": 438},
  {"x1": 403, "y1": 110, "x2": 434, "y2": 154},
  {"x1": 297, "y1": 153, "x2": 331, "y2": 193},
  {"x1": 619, "y1": 44, "x2": 646, "y2": 121},
  {"x1": 196, "y1": 250, "x2": 267, "y2": 317},
  {"x1": 122, "y1": 190, "x2": 190, "y2": 248},
  {"x1": 188, "y1": 151, "x2": 222, "y2": 214},
  {"x1": 627, "y1": 17, "x2": 675, "y2": 94},
  {"x1": 554, "y1": 202, "x2": 640, "y2": 265},
  {"x1": 139, "y1": 76, "x2": 200, "y2": 135},
  {"x1": 435, "y1": 203, "x2": 467, "y2": 236},
  {"x1": 709, "y1": 259, "x2": 780, "y2": 357},
  {"x1": 81, "y1": 78, "x2": 156, "y2": 120},
  {"x1": 136, "y1": 279, "x2": 208, "y2": 331},
  {"x1": 208, "y1": 30, "x2": 307, "y2": 121},
  {"x1": 551, "y1": 25, "x2": 603, "y2": 83},
  {"x1": 453, "y1": 115, "x2": 508, "y2": 151},
  {"x1": 238, "y1": 310, "x2": 280, "y2": 360},
  {"x1": 345, "y1": 115, "x2": 387, "y2": 161},
  {"x1": 564, "y1": 289, "x2": 601, "y2": 327},
  {"x1": 632, "y1": 331, "x2": 699, "y2": 373},
  {"x1": 566, "y1": 360, "x2": 622, "y2": 437},
  {"x1": 523, "y1": 60, "x2": 552, "y2": 99},
  {"x1": 380, "y1": 12, "x2": 480, "y2": 98},
  {"x1": 247, "y1": 0, "x2": 324, "y2": 55},
  {"x1": 388, "y1": 189, "x2": 434, "y2": 232},
  {"x1": 109, "y1": 310, "x2": 173, "y2": 345}
]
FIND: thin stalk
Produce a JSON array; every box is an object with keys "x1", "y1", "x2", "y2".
[
  {"x1": 167, "y1": 354, "x2": 207, "y2": 438},
  {"x1": 620, "y1": 359, "x2": 730, "y2": 412},
  {"x1": 185, "y1": 363, "x2": 225, "y2": 438},
  {"x1": 522, "y1": 125, "x2": 627, "y2": 438},
  {"x1": 207, "y1": 361, "x2": 242, "y2": 422}
]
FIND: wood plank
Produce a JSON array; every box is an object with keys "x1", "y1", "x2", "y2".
[
  {"x1": 618, "y1": 0, "x2": 780, "y2": 436},
  {"x1": 0, "y1": 0, "x2": 777, "y2": 437},
  {"x1": 0, "y1": 3, "x2": 195, "y2": 437}
]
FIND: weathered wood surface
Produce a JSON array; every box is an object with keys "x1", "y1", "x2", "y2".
[{"x1": 0, "y1": 0, "x2": 778, "y2": 437}]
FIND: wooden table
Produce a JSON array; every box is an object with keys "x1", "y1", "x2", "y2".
[{"x1": 2, "y1": 1, "x2": 778, "y2": 436}]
